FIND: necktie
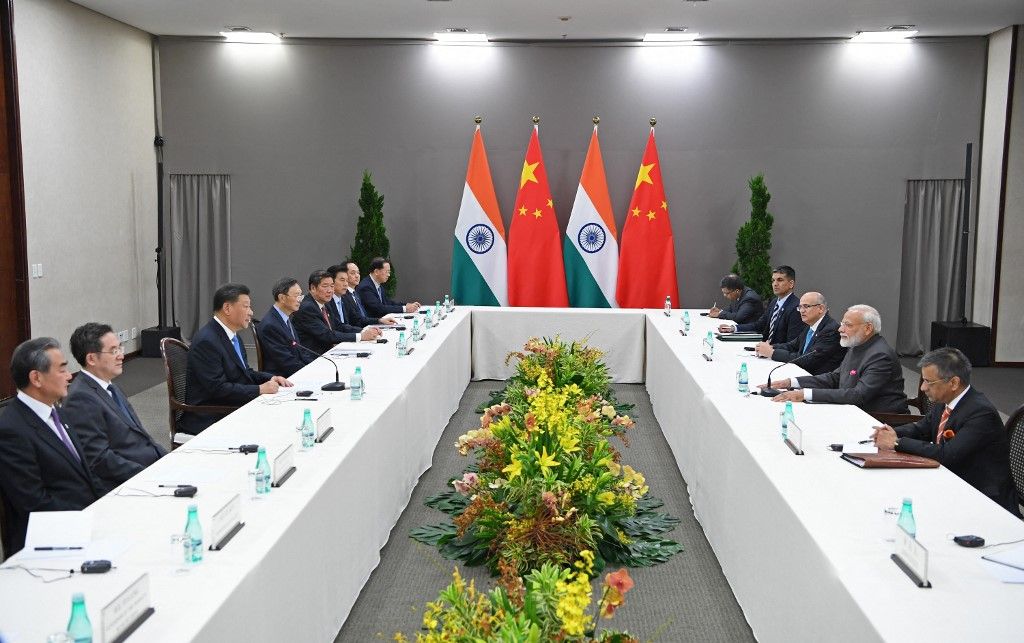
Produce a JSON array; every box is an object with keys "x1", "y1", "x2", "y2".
[
  {"x1": 321, "y1": 305, "x2": 332, "y2": 329},
  {"x1": 376, "y1": 284, "x2": 384, "y2": 303},
  {"x1": 802, "y1": 329, "x2": 814, "y2": 354},
  {"x1": 107, "y1": 383, "x2": 139, "y2": 429},
  {"x1": 286, "y1": 317, "x2": 296, "y2": 340},
  {"x1": 936, "y1": 407, "x2": 951, "y2": 443},
  {"x1": 768, "y1": 301, "x2": 781, "y2": 342},
  {"x1": 231, "y1": 334, "x2": 248, "y2": 368},
  {"x1": 336, "y1": 299, "x2": 346, "y2": 323},
  {"x1": 50, "y1": 407, "x2": 81, "y2": 462},
  {"x1": 354, "y1": 294, "x2": 367, "y2": 317}
]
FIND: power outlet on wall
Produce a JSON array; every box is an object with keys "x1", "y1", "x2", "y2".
[{"x1": 131, "y1": 327, "x2": 137, "y2": 339}]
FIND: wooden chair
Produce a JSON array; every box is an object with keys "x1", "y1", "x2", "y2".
[
  {"x1": 1005, "y1": 403, "x2": 1024, "y2": 514},
  {"x1": 160, "y1": 338, "x2": 238, "y2": 448},
  {"x1": 908, "y1": 371, "x2": 939, "y2": 416},
  {"x1": 248, "y1": 323, "x2": 264, "y2": 372}
]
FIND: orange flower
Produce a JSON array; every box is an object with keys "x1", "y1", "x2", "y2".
[{"x1": 604, "y1": 568, "x2": 634, "y2": 595}]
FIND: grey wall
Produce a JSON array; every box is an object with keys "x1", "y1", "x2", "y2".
[{"x1": 158, "y1": 38, "x2": 985, "y2": 333}]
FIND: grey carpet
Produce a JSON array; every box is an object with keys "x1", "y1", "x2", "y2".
[
  {"x1": 118, "y1": 356, "x2": 168, "y2": 397},
  {"x1": 128, "y1": 381, "x2": 173, "y2": 453},
  {"x1": 335, "y1": 382, "x2": 755, "y2": 642}
]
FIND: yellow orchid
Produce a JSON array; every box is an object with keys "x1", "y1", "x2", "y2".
[
  {"x1": 502, "y1": 452, "x2": 524, "y2": 479},
  {"x1": 597, "y1": 491, "x2": 616, "y2": 506},
  {"x1": 559, "y1": 434, "x2": 580, "y2": 454},
  {"x1": 535, "y1": 446, "x2": 560, "y2": 474}
]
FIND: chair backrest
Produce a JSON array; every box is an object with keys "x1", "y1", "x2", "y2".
[
  {"x1": 249, "y1": 323, "x2": 264, "y2": 372},
  {"x1": 0, "y1": 484, "x2": 8, "y2": 562},
  {"x1": 1006, "y1": 403, "x2": 1024, "y2": 509},
  {"x1": 909, "y1": 371, "x2": 940, "y2": 416},
  {"x1": 160, "y1": 337, "x2": 190, "y2": 444}
]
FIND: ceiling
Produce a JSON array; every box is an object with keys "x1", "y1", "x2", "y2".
[{"x1": 70, "y1": 0, "x2": 1024, "y2": 41}]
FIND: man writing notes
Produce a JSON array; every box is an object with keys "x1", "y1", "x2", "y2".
[
  {"x1": 63, "y1": 323, "x2": 166, "y2": 492},
  {"x1": 765, "y1": 304, "x2": 909, "y2": 413},
  {"x1": 182, "y1": 284, "x2": 293, "y2": 434},
  {"x1": 719, "y1": 265, "x2": 803, "y2": 343},
  {"x1": 754, "y1": 292, "x2": 846, "y2": 375},
  {"x1": 708, "y1": 273, "x2": 763, "y2": 325},
  {"x1": 355, "y1": 257, "x2": 421, "y2": 318},
  {"x1": 873, "y1": 348, "x2": 1020, "y2": 516},
  {"x1": 293, "y1": 270, "x2": 380, "y2": 355},
  {"x1": 327, "y1": 263, "x2": 396, "y2": 329},
  {"x1": 256, "y1": 277, "x2": 313, "y2": 378},
  {"x1": 0, "y1": 338, "x2": 101, "y2": 554}
]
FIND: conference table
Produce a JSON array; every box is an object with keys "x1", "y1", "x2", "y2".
[{"x1": 1, "y1": 307, "x2": 1022, "y2": 642}]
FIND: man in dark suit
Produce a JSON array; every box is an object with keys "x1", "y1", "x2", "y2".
[
  {"x1": 355, "y1": 257, "x2": 421, "y2": 319},
  {"x1": 873, "y1": 348, "x2": 1020, "y2": 516},
  {"x1": 0, "y1": 338, "x2": 102, "y2": 554},
  {"x1": 327, "y1": 263, "x2": 397, "y2": 329},
  {"x1": 293, "y1": 270, "x2": 380, "y2": 355},
  {"x1": 708, "y1": 273, "x2": 763, "y2": 325},
  {"x1": 755, "y1": 292, "x2": 846, "y2": 375},
  {"x1": 719, "y1": 265, "x2": 804, "y2": 343},
  {"x1": 256, "y1": 277, "x2": 312, "y2": 378},
  {"x1": 766, "y1": 304, "x2": 909, "y2": 413},
  {"x1": 63, "y1": 323, "x2": 166, "y2": 492},
  {"x1": 182, "y1": 283, "x2": 293, "y2": 434}
]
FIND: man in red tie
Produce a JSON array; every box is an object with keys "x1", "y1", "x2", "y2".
[
  {"x1": 873, "y1": 347, "x2": 1020, "y2": 516},
  {"x1": 292, "y1": 270, "x2": 379, "y2": 355}
]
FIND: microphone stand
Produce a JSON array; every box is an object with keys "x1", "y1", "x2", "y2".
[
  {"x1": 292, "y1": 341, "x2": 347, "y2": 391},
  {"x1": 760, "y1": 349, "x2": 819, "y2": 397}
]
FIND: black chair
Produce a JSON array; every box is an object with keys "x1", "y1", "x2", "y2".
[
  {"x1": 908, "y1": 371, "x2": 939, "y2": 416},
  {"x1": 160, "y1": 338, "x2": 238, "y2": 448},
  {"x1": 1006, "y1": 403, "x2": 1024, "y2": 513},
  {"x1": 248, "y1": 324, "x2": 264, "y2": 372}
]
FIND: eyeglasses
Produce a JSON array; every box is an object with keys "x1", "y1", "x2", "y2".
[
  {"x1": 921, "y1": 376, "x2": 951, "y2": 386},
  {"x1": 98, "y1": 345, "x2": 125, "y2": 356},
  {"x1": 839, "y1": 321, "x2": 865, "y2": 328},
  {"x1": 796, "y1": 304, "x2": 823, "y2": 311}
]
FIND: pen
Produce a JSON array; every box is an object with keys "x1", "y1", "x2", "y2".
[
  {"x1": 33, "y1": 546, "x2": 84, "y2": 551},
  {"x1": 858, "y1": 438, "x2": 874, "y2": 444}
]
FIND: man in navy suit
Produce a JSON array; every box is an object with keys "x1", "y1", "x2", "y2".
[
  {"x1": 256, "y1": 277, "x2": 313, "y2": 378},
  {"x1": 355, "y1": 257, "x2": 421, "y2": 319},
  {"x1": 181, "y1": 283, "x2": 293, "y2": 434},
  {"x1": 719, "y1": 266, "x2": 804, "y2": 343},
  {"x1": 293, "y1": 270, "x2": 380, "y2": 355},
  {"x1": 708, "y1": 273, "x2": 763, "y2": 325},
  {"x1": 874, "y1": 348, "x2": 1020, "y2": 516},
  {"x1": 0, "y1": 338, "x2": 102, "y2": 555},
  {"x1": 755, "y1": 292, "x2": 846, "y2": 375},
  {"x1": 327, "y1": 263, "x2": 397, "y2": 329},
  {"x1": 63, "y1": 323, "x2": 166, "y2": 492}
]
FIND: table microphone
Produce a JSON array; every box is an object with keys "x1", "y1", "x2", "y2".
[
  {"x1": 760, "y1": 349, "x2": 820, "y2": 397},
  {"x1": 291, "y1": 341, "x2": 347, "y2": 391}
]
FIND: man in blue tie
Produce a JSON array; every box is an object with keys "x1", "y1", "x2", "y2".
[
  {"x1": 718, "y1": 265, "x2": 803, "y2": 343},
  {"x1": 355, "y1": 257, "x2": 421, "y2": 318},
  {"x1": 63, "y1": 323, "x2": 167, "y2": 492},
  {"x1": 182, "y1": 283, "x2": 293, "y2": 434},
  {"x1": 256, "y1": 277, "x2": 313, "y2": 377},
  {"x1": 754, "y1": 292, "x2": 845, "y2": 375}
]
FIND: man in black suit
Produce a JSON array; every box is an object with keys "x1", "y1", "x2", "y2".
[
  {"x1": 873, "y1": 348, "x2": 1020, "y2": 516},
  {"x1": 755, "y1": 292, "x2": 846, "y2": 375},
  {"x1": 355, "y1": 257, "x2": 421, "y2": 319},
  {"x1": 766, "y1": 304, "x2": 909, "y2": 413},
  {"x1": 708, "y1": 273, "x2": 763, "y2": 325},
  {"x1": 182, "y1": 283, "x2": 293, "y2": 434},
  {"x1": 293, "y1": 270, "x2": 380, "y2": 355},
  {"x1": 63, "y1": 323, "x2": 166, "y2": 492},
  {"x1": 0, "y1": 338, "x2": 102, "y2": 554},
  {"x1": 719, "y1": 265, "x2": 804, "y2": 343},
  {"x1": 256, "y1": 277, "x2": 312, "y2": 378},
  {"x1": 327, "y1": 263, "x2": 397, "y2": 329}
]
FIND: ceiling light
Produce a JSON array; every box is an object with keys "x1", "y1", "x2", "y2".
[
  {"x1": 220, "y1": 28, "x2": 281, "y2": 44},
  {"x1": 849, "y1": 29, "x2": 918, "y2": 43},
  {"x1": 643, "y1": 31, "x2": 700, "y2": 42},
  {"x1": 433, "y1": 29, "x2": 489, "y2": 43}
]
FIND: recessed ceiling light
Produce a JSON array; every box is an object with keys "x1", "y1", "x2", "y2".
[
  {"x1": 433, "y1": 29, "x2": 489, "y2": 43},
  {"x1": 220, "y1": 27, "x2": 281, "y2": 43},
  {"x1": 849, "y1": 29, "x2": 918, "y2": 43},
  {"x1": 643, "y1": 31, "x2": 700, "y2": 42}
]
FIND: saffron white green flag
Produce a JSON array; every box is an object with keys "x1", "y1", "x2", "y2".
[
  {"x1": 564, "y1": 126, "x2": 618, "y2": 307},
  {"x1": 451, "y1": 125, "x2": 507, "y2": 306}
]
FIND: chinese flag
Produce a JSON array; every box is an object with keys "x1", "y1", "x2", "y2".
[
  {"x1": 616, "y1": 128, "x2": 679, "y2": 308},
  {"x1": 507, "y1": 125, "x2": 569, "y2": 307}
]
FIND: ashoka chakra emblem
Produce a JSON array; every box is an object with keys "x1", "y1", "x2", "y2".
[
  {"x1": 466, "y1": 224, "x2": 495, "y2": 254},
  {"x1": 578, "y1": 223, "x2": 606, "y2": 254}
]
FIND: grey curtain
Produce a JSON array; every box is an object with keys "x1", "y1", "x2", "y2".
[
  {"x1": 896, "y1": 179, "x2": 966, "y2": 355},
  {"x1": 169, "y1": 174, "x2": 231, "y2": 340}
]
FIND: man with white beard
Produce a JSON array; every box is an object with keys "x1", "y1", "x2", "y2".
[{"x1": 762, "y1": 304, "x2": 910, "y2": 413}]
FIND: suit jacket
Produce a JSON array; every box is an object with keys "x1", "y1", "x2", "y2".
[
  {"x1": 0, "y1": 398, "x2": 102, "y2": 554},
  {"x1": 341, "y1": 290, "x2": 381, "y2": 328},
  {"x1": 737, "y1": 293, "x2": 804, "y2": 343},
  {"x1": 716, "y1": 287, "x2": 764, "y2": 324},
  {"x1": 292, "y1": 296, "x2": 359, "y2": 355},
  {"x1": 895, "y1": 387, "x2": 1020, "y2": 516},
  {"x1": 256, "y1": 306, "x2": 312, "y2": 378},
  {"x1": 62, "y1": 373, "x2": 166, "y2": 493},
  {"x1": 182, "y1": 319, "x2": 272, "y2": 434},
  {"x1": 795, "y1": 333, "x2": 909, "y2": 413},
  {"x1": 770, "y1": 312, "x2": 846, "y2": 376},
  {"x1": 356, "y1": 276, "x2": 405, "y2": 318}
]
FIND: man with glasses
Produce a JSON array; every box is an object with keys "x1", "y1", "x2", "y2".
[
  {"x1": 256, "y1": 277, "x2": 313, "y2": 377},
  {"x1": 719, "y1": 266, "x2": 804, "y2": 343},
  {"x1": 873, "y1": 348, "x2": 1019, "y2": 516},
  {"x1": 763, "y1": 304, "x2": 909, "y2": 413},
  {"x1": 62, "y1": 323, "x2": 166, "y2": 492},
  {"x1": 754, "y1": 292, "x2": 845, "y2": 375},
  {"x1": 356, "y1": 257, "x2": 421, "y2": 318},
  {"x1": 293, "y1": 270, "x2": 380, "y2": 355}
]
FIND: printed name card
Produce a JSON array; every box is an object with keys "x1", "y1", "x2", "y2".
[
  {"x1": 272, "y1": 444, "x2": 296, "y2": 487},
  {"x1": 316, "y1": 408, "x2": 334, "y2": 443},
  {"x1": 102, "y1": 573, "x2": 155, "y2": 643},
  {"x1": 892, "y1": 525, "x2": 932, "y2": 587},
  {"x1": 702, "y1": 337, "x2": 714, "y2": 361},
  {"x1": 210, "y1": 494, "x2": 245, "y2": 550},
  {"x1": 785, "y1": 420, "x2": 805, "y2": 456}
]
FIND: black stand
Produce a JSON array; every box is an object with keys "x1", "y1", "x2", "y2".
[
  {"x1": 272, "y1": 466, "x2": 296, "y2": 488},
  {"x1": 702, "y1": 354, "x2": 712, "y2": 362},
  {"x1": 208, "y1": 521, "x2": 245, "y2": 551},
  {"x1": 316, "y1": 427, "x2": 334, "y2": 443},
  {"x1": 321, "y1": 381, "x2": 347, "y2": 392},
  {"x1": 890, "y1": 554, "x2": 932, "y2": 588},
  {"x1": 678, "y1": 329, "x2": 687, "y2": 337},
  {"x1": 110, "y1": 607, "x2": 155, "y2": 643},
  {"x1": 784, "y1": 438, "x2": 804, "y2": 455}
]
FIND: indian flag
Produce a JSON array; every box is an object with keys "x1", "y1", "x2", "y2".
[
  {"x1": 452, "y1": 124, "x2": 507, "y2": 306},
  {"x1": 564, "y1": 125, "x2": 618, "y2": 307}
]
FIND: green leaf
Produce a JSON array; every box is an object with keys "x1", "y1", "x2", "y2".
[
  {"x1": 409, "y1": 522, "x2": 457, "y2": 546},
  {"x1": 424, "y1": 491, "x2": 471, "y2": 516}
]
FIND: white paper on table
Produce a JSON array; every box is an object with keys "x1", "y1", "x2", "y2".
[
  {"x1": 15, "y1": 536, "x2": 133, "y2": 562},
  {"x1": 842, "y1": 445, "x2": 878, "y2": 454},
  {"x1": 329, "y1": 346, "x2": 374, "y2": 356},
  {"x1": 979, "y1": 558, "x2": 1024, "y2": 583},
  {"x1": 135, "y1": 465, "x2": 226, "y2": 485},
  {"x1": 21, "y1": 511, "x2": 93, "y2": 555},
  {"x1": 982, "y1": 543, "x2": 1024, "y2": 569}
]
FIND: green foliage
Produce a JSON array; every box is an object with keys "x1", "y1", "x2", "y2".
[
  {"x1": 349, "y1": 170, "x2": 397, "y2": 297},
  {"x1": 731, "y1": 173, "x2": 774, "y2": 300}
]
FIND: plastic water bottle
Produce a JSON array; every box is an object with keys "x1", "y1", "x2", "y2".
[
  {"x1": 444, "y1": 294, "x2": 452, "y2": 312},
  {"x1": 738, "y1": 362, "x2": 749, "y2": 394},
  {"x1": 256, "y1": 446, "x2": 272, "y2": 494},
  {"x1": 350, "y1": 366, "x2": 364, "y2": 400},
  {"x1": 184, "y1": 504, "x2": 203, "y2": 563},
  {"x1": 66, "y1": 593, "x2": 92, "y2": 643},
  {"x1": 683, "y1": 310, "x2": 691, "y2": 332},
  {"x1": 780, "y1": 401, "x2": 794, "y2": 439},
  {"x1": 897, "y1": 497, "x2": 917, "y2": 539},
  {"x1": 424, "y1": 307, "x2": 433, "y2": 329},
  {"x1": 435, "y1": 300, "x2": 444, "y2": 320},
  {"x1": 664, "y1": 295, "x2": 672, "y2": 316},
  {"x1": 412, "y1": 317, "x2": 421, "y2": 341},
  {"x1": 397, "y1": 331, "x2": 408, "y2": 357},
  {"x1": 300, "y1": 408, "x2": 315, "y2": 449}
]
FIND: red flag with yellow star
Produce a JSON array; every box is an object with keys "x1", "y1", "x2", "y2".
[
  {"x1": 507, "y1": 125, "x2": 569, "y2": 306},
  {"x1": 616, "y1": 128, "x2": 679, "y2": 308}
]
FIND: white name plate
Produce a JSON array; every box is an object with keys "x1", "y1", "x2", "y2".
[
  {"x1": 210, "y1": 494, "x2": 245, "y2": 551},
  {"x1": 892, "y1": 525, "x2": 931, "y2": 587},
  {"x1": 785, "y1": 420, "x2": 805, "y2": 456},
  {"x1": 316, "y1": 408, "x2": 334, "y2": 443},
  {"x1": 272, "y1": 444, "x2": 296, "y2": 487},
  {"x1": 102, "y1": 573, "x2": 154, "y2": 643},
  {"x1": 701, "y1": 338, "x2": 714, "y2": 361}
]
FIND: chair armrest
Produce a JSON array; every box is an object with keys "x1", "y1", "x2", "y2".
[{"x1": 869, "y1": 412, "x2": 925, "y2": 426}]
